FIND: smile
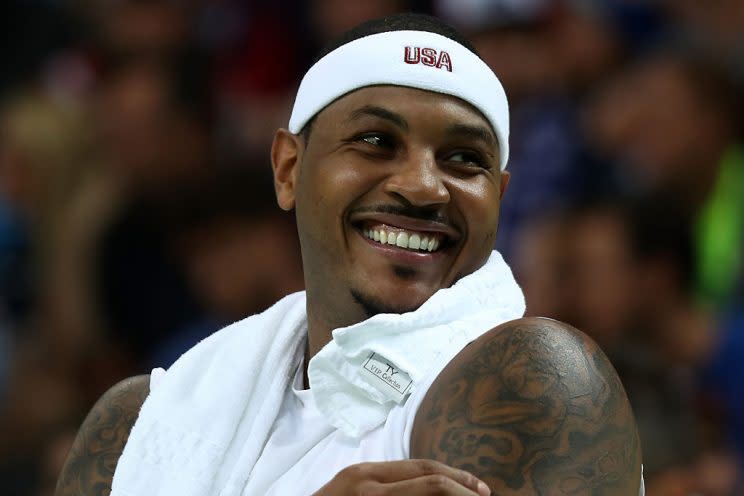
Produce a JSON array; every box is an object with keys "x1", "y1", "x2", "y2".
[{"x1": 362, "y1": 226, "x2": 443, "y2": 252}]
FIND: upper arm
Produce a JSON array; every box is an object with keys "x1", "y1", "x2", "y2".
[
  {"x1": 55, "y1": 374, "x2": 150, "y2": 496},
  {"x1": 411, "y1": 317, "x2": 642, "y2": 495}
]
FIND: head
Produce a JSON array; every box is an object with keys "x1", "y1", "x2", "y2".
[
  {"x1": 0, "y1": 92, "x2": 90, "y2": 217},
  {"x1": 270, "y1": 14, "x2": 511, "y2": 339},
  {"x1": 96, "y1": 59, "x2": 211, "y2": 187},
  {"x1": 585, "y1": 49, "x2": 741, "y2": 203}
]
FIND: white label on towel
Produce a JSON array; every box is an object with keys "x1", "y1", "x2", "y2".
[{"x1": 362, "y1": 352, "x2": 413, "y2": 402}]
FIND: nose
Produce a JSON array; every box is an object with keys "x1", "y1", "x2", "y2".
[{"x1": 383, "y1": 149, "x2": 450, "y2": 207}]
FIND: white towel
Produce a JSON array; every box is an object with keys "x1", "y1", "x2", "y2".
[
  {"x1": 111, "y1": 251, "x2": 524, "y2": 496},
  {"x1": 309, "y1": 250, "x2": 525, "y2": 437},
  {"x1": 111, "y1": 291, "x2": 308, "y2": 496}
]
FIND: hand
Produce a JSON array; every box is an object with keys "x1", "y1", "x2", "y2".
[{"x1": 312, "y1": 459, "x2": 491, "y2": 495}]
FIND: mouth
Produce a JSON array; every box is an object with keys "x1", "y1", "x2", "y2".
[
  {"x1": 360, "y1": 224, "x2": 446, "y2": 253},
  {"x1": 349, "y1": 210, "x2": 461, "y2": 263}
]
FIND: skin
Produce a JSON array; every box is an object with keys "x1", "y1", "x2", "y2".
[
  {"x1": 311, "y1": 460, "x2": 491, "y2": 496},
  {"x1": 411, "y1": 317, "x2": 642, "y2": 495},
  {"x1": 55, "y1": 375, "x2": 149, "y2": 496},
  {"x1": 56, "y1": 85, "x2": 641, "y2": 495},
  {"x1": 272, "y1": 86, "x2": 509, "y2": 359}
]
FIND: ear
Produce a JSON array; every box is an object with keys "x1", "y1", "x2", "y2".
[
  {"x1": 271, "y1": 128, "x2": 303, "y2": 211},
  {"x1": 498, "y1": 170, "x2": 511, "y2": 199}
]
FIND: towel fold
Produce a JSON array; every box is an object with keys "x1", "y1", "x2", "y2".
[
  {"x1": 309, "y1": 250, "x2": 525, "y2": 437},
  {"x1": 111, "y1": 251, "x2": 524, "y2": 496}
]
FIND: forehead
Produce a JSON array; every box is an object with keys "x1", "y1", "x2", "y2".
[{"x1": 312, "y1": 85, "x2": 496, "y2": 134}]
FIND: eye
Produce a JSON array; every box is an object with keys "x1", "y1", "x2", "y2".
[
  {"x1": 446, "y1": 150, "x2": 492, "y2": 170},
  {"x1": 356, "y1": 132, "x2": 395, "y2": 149}
]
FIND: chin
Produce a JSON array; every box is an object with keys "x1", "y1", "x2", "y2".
[{"x1": 350, "y1": 287, "x2": 431, "y2": 318}]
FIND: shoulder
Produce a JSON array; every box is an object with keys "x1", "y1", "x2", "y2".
[
  {"x1": 55, "y1": 374, "x2": 150, "y2": 496},
  {"x1": 411, "y1": 317, "x2": 642, "y2": 495}
]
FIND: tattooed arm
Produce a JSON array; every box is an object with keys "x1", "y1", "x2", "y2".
[
  {"x1": 411, "y1": 317, "x2": 642, "y2": 495},
  {"x1": 55, "y1": 375, "x2": 150, "y2": 496}
]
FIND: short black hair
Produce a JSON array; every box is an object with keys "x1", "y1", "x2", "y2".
[{"x1": 300, "y1": 13, "x2": 480, "y2": 141}]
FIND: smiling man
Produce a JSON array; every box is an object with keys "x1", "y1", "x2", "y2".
[
  {"x1": 56, "y1": 13, "x2": 643, "y2": 496},
  {"x1": 280, "y1": 85, "x2": 507, "y2": 362}
]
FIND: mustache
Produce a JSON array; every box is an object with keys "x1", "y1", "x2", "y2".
[{"x1": 351, "y1": 204, "x2": 450, "y2": 225}]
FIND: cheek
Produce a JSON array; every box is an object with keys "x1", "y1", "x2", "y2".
[
  {"x1": 308, "y1": 151, "x2": 388, "y2": 210},
  {"x1": 295, "y1": 156, "x2": 377, "y2": 244},
  {"x1": 456, "y1": 179, "x2": 502, "y2": 247}
]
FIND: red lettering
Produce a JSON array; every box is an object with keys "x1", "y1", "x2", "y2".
[
  {"x1": 403, "y1": 46, "x2": 454, "y2": 72},
  {"x1": 436, "y1": 50, "x2": 452, "y2": 72},
  {"x1": 421, "y1": 48, "x2": 437, "y2": 66},
  {"x1": 404, "y1": 46, "x2": 420, "y2": 64}
]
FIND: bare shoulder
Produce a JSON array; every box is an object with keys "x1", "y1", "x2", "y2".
[
  {"x1": 55, "y1": 374, "x2": 150, "y2": 496},
  {"x1": 411, "y1": 317, "x2": 642, "y2": 495}
]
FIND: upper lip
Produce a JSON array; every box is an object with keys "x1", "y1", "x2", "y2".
[{"x1": 349, "y1": 212, "x2": 461, "y2": 241}]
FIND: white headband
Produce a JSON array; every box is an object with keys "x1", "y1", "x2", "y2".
[{"x1": 288, "y1": 30, "x2": 511, "y2": 169}]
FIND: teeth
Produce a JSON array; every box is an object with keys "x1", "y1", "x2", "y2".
[
  {"x1": 362, "y1": 227, "x2": 444, "y2": 252},
  {"x1": 409, "y1": 234, "x2": 421, "y2": 250}
]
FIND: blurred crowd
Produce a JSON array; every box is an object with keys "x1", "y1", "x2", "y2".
[{"x1": 0, "y1": 0, "x2": 742, "y2": 494}]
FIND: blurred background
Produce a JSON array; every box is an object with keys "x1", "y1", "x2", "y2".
[{"x1": 0, "y1": 0, "x2": 742, "y2": 494}]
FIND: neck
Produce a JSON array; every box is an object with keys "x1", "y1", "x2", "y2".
[
  {"x1": 302, "y1": 305, "x2": 354, "y2": 390},
  {"x1": 303, "y1": 286, "x2": 391, "y2": 388},
  {"x1": 305, "y1": 312, "x2": 332, "y2": 364},
  {"x1": 304, "y1": 282, "x2": 381, "y2": 360}
]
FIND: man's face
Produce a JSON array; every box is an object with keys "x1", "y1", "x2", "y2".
[{"x1": 273, "y1": 86, "x2": 509, "y2": 329}]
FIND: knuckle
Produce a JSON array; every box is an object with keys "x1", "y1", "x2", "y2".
[
  {"x1": 416, "y1": 459, "x2": 440, "y2": 475},
  {"x1": 459, "y1": 471, "x2": 478, "y2": 488},
  {"x1": 339, "y1": 463, "x2": 369, "y2": 481},
  {"x1": 425, "y1": 474, "x2": 453, "y2": 492}
]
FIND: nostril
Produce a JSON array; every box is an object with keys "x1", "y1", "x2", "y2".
[{"x1": 384, "y1": 173, "x2": 450, "y2": 207}]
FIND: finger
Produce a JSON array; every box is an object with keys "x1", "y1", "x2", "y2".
[
  {"x1": 350, "y1": 459, "x2": 489, "y2": 496},
  {"x1": 379, "y1": 473, "x2": 487, "y2": 495}
]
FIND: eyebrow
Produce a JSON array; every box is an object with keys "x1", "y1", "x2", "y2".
[
  {"x1": 445, "y1": 123, "x2": 499, "y2": 150},
  {"x1": 346, "y1": 105, "x2": 409, "y2": 130}
]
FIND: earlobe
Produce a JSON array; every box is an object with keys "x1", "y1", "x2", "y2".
[
  {"x1": 271, "y1": 129, "x2": 302, "y2": 211},
  {"x1": 499, "y1": 170, "x2": 511, "y2": 198}
]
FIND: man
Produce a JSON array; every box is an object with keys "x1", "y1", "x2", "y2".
[{"x1": 56, "y1": 13, "x2": 643, "y2": 495}]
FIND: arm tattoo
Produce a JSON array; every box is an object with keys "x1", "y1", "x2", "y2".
[
  {"x1": 411, "y1": 318, "x2": 641, "y2": 495},
  {"x1": 55, "y1": 375, "x2": 150, "y2": 496}
]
